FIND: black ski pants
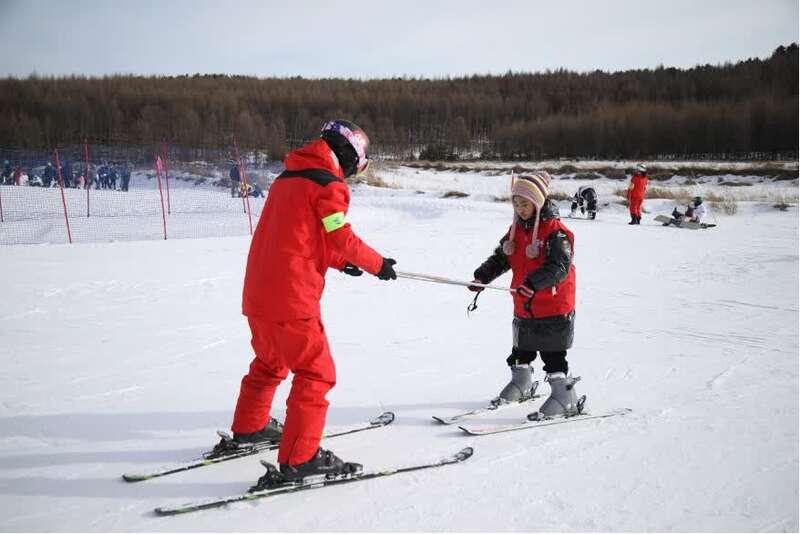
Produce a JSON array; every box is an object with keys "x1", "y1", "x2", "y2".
[{"x1": 507, "y1": 348, "x2": 568, "y2": 374}]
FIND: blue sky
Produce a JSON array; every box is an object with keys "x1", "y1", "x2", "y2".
[{"x1": 0, "y1": 0, "x2": 797, "y2": 78}]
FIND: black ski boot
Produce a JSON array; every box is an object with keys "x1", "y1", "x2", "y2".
[
  {"x1": 635, "y1": 215, "x2": 641, "y2": 224},
  {"x1": 280, "y1": 448, "x2": 362, "y2": 482},
  {"x1": 207, "y1": 418, "x2": 283, "y2": 458},
  {"x1": 628, "y1": 215, "x2": 636, "y2": 225},
  {"x1": 234, "y1": 418, "x2": 284, "y2": 444}
]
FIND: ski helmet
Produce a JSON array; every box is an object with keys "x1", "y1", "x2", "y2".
[
  {"x1": 635, "y1": 163, "x2": 647, "y2": 174},
  {"x1": 693, "y1": 195, "x2": 703, "y2": 205},
  {"x1": 321, "y1": 119, "x2": 369, "y2": 177}
]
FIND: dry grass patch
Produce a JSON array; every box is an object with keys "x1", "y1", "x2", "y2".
[
  {"x1": 712, "y1": 199, "x2": 738, "y2": 215},
  {"x1": 442, "y1": 190, "x2": 469, "y2": 199},
  {"x1": 348, "y1": 164, "x2": 391, "y2": 188},
  {"x1": 548, "y1": 191, "x2": 572, "y2": 201}
]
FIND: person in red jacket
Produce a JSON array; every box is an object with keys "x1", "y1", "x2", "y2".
[
  {"x1": 627, "y1": 163, "x2": 649, "y2": 225},
  {"x1": 468, "y1": 172, "x2": 581, "y2": 418},
  {"x1": 214, "y1": 120, "x2": 398, "y2": 483}
]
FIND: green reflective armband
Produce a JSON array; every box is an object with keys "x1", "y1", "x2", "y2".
[{"x1": 321, "y1": 211, "x2": 346, "y2": 233}]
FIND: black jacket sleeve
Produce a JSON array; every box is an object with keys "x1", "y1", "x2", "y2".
[
  {"x1": 473, "y1": 234, "x2": 511, "y2": 283},
  {"x1": 526, "y1": 230, "x2": 572, "y2": 290}
]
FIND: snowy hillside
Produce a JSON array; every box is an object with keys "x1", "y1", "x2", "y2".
[{"x1": 0, "y1": 166, "x2": 797, "y2": 531}]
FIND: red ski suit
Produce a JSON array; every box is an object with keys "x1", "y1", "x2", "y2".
[
  {"x1": 627, "y1": 173, "x2": 648, "y2": 217},
  {"x1": 233, "y1": 139, "x2": 384, "y2": 466}
]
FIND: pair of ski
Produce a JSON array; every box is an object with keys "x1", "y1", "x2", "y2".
[
  {"x1": 432, "y1": 388, "x2": 631, "y2": 436},
  {"x1": 140, "y1": 399, "x2": 631, "y2": 515},
  {"x1": 123, "y1": 412, "x2": 473, "y2": 515}
]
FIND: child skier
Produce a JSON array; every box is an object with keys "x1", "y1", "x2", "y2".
[
  {"x1": 664, "y1": 196, "x2": 708, "y2": 226},
  {"x1": 570, "y1": 185, "x2": 598, "y2": 219},
  {"x1": 469, "y1": 172, "x2": 581, "y2": 417}
]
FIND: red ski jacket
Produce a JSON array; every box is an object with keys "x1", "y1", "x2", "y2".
[
  {"x1": 628, "y1": 173, "x2": 648, "y2": 200},
  {"x1": 242, "y1": 139, "x2": 384, "y2": 320},
  {"x1": 508, "y1": 218, "x2": 576, "y2": 318}
]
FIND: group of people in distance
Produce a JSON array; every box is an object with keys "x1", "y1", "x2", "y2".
[
  {"x1": 1, "y1": 159, "x2": 132, "y2": 190},
  {"x1": 568, "y1": 163, "x2": 708, "y2": 226},
  {"x1": 229, "y1": 162, "x2": 265, "y2": 198}
]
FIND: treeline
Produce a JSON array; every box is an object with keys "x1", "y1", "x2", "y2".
[{"x1": 0, "y1": 44, "x2": 796, "y2": 161}]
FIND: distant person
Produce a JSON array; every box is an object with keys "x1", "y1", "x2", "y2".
[
  {"x1": 664, "y1": 196, "x2": 709, "y2": 226},
  {"x1": 627, "y1": 163, "x2": 648, "y2": 225},
  {"x1": 82, "y1": 164, "x2": 93, "y2": 189},
  {"x1": 109, "y1": 166, "x2": 118, "y2": 190},
  {"x1": 250, "y1": 182, "x2": 265, "y2": 198},
  {"x1": 570, "y1": 185, "x2": 598, "y2": 219},
  {"x1": 240, "y1": 182, "x2": 265, "y2": 198},
  {"x1": 62, "y1": 160, "x2": 73, "y2": 188},
  {"x1": 468, "y1": 172, "x2": 581, "y2": 417},
  {"x1": 42, "y1": 162, "x2": 55, "y2": 187},
  {"x1": 120, "y1": 162, "x2": 131, "y2": 191},
  {"x1": 1, "y1": 160, "x2": 12, "y2": 184},
  {"x1": 13, "y1": 165, "x2": 22, "y2": 186},
  {"x1": 98, "y1": 164, "x2": 109, "y2": 189},
  {"x1": 230, "y1": 162, "x2": 241, "y2": 197}
]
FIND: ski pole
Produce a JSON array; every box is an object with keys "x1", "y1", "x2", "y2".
[{"x1": 395, "y1": 271, "x2": 513, "y2": 292}]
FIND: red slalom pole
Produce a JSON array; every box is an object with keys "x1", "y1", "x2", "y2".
[
  {"x1": 83, "y1": 139, "x2": 91, "y2": 217},
  {"x1": 155, "y1": 155, "x2": 168, "y2": 240},
  {"x1": 53, "y1": 148, "x2": 73, "y2": 244},
  {"x1": 232, "y1": 136, "x2": 253, "y2": 234},
  {"x1": 0, "y1": 187, "x2": 4, "y2": 222},
  {"x1": 239, "y1": 157, "x2": 253, "y2": 235}
]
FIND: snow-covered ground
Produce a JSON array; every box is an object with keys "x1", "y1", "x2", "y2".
[{"x1": 0, "y1": 166, "x2": 797, "y2": 531}]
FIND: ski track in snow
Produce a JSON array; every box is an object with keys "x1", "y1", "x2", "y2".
[{"x1": 0, "y1": 169, "x2": 797, "y2": 531}]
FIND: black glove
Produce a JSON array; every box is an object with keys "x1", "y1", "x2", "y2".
[
  {"x1": 376, "y1": 258, "x2": 397, "y2": 280},
  {"x1": 468, "y1": 278, "x2": 486, "y2": 292},
  {"x1": 342, "y1": 263, "x2": 363, "y2": 277}
]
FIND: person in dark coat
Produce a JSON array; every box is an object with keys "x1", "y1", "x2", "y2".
[
  {"x1": 230, "y1": 162, "x2": 241, "y2": 197},
  {"x1": 469, "y1": 172, "x2": 581, "y2": 417},
  {"x1": 120, "y1": 162, "x2": 131, "y2": 191},
  {"x1": 62, "y1": 160, "x2": 73, "y2": 188},
  {"x1": 1, "y1": 160, "x2": 12, "y2": 184},
  {"x1": 109, "y1": 166, "x2": 118, "y2": 190},
  {"x1": 570, "y1": 185, "x2": 598, "y2": 219},
  {"x1": 41, "y1": 162, "x2": 54, "y2": 187}
]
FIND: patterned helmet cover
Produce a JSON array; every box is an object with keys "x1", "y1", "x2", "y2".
[{"x1": 321, "y1": 120, "x2": 370, "y2": 173}]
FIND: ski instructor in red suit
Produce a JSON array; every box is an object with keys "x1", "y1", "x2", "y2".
[
  {"x1": 218, "y1": 120, "x2": 398, "y2": 483},
  {"x1": 627, "y1": 163, "x2": 649, "y2": 225}
]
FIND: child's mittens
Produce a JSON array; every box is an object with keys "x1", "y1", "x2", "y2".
[{"x1": 516, "y1": 282, "x2": 535, "y2": 298}]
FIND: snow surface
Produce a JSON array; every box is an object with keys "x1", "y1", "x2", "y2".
[{"x1": 0, "y1": 168, "x2": 798, "y2": 531}]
